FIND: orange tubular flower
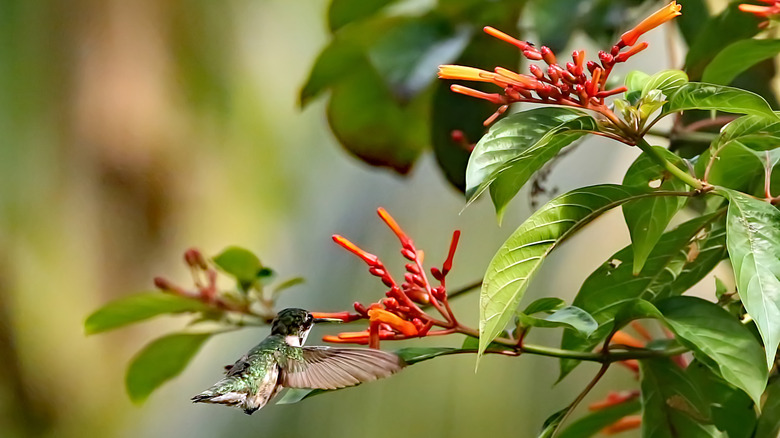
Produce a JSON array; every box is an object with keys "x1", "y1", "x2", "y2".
[
  {"x1": 368, "y1": 308, "x2": 419, "y2": 337},
  {"x1": 602, "y1": 415, "x2": 642, "y2": 435},
  {"x1": 610, "y1": 330, "x2": 645, "y2": 348},
  {"x1": 438, "y1": 65, "x2": 496, "y2": 82},
  {"x1": 739, "y1": 1, "x2": 780, "y2": 18},
  {"x1": 620, "y1": 1, "x2": 682, "y2": 46}
]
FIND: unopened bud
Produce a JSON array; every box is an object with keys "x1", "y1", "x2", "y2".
[
  {"x1": 522, "y1": 49, "x2": 543, "y2": 61},
  {"x1": 405, "y1": 263, "x2": 420, "y2": 274},
  {"x1": 450, "y1": 130, "x2": 465, "y2": 143},
  {"x1": 153, "y1": 277, "x2": 174, "y2": 291},
  {"x1": 406, "y1": 289, "x2": 430, "y2": 304},
  {"x1": 368, "y1": 267, "x2": 386, "y2": 277},
  {"x1": 401, "y1": 249, "x2": 416, "y2": 261},
  {"x1": 540, "y1": 46, "x2": 556, "y2": 65},
  {"x1": 430, "y1": 267, "x2": 443, "y2": 281},
  {"x1": 432, "y1": 286, "x2": 447, "y2": 301},
  {"x1": 382, "y1": 297, "x2": 399, "y2": 309},
  {"x1": 529, "y1": 64, "x2": 544, "y2": 79},
  {"x1": 184, "y1": 248, "x2": 208, "y2": 269},
  {"x1": 354, "y1": 302, "x2": 368, "y2": 315},
  {"x1": 586, "y1": 61, "x2": 598, "y2": 73}
]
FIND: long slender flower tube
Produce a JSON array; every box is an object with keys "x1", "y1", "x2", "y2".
[
  {"x1": 438, "y1": 1, "x2": 682, "y2": 129},
  {"x1": 321, "y1": 208, "x2": 464, "y2": 349}
]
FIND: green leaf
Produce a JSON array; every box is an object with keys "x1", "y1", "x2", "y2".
[
  {"x1": 686, "y1": 360, "x2": 757, "y2": 438},
  {"x1": 431, "y1": 9, "x2": 520, "y2": 191},
  {"x1": 721, "y1": 188, "x2": 780, "y2": 369},
  {"x1": 276, "y1": 388, "x2": 326, "y2": 405},
  {"x1": 625, "y1": 70, "x2": 650, "y2": 104},
  {"x1": 537, "y1": 407, "x2": 569, "y2": 438},
  {"x1": 326, "y1": 54, "x2": 428, "y2": 174},
  {"x1": 663, "y1": 82, "x2": 778, "y2": 119},
  {"x1": 695, "y1": 142, "x2": 765, "y2": 194},
  {"x1": 465, "y1": 107, "x2": 598, "y2": 221},
  {"x1": 684, "y1": 2, "x2": 762, "y2": 81},
  {"x1": 657, "y1": 296, "x2": 768, "y2": 406},
  {"x1": 641, "y1": 69, "x2": 689, "y2": 98},
  {"x1": 394, "y1": 347, "x2": 460, "y2": 365},
  {"x1": 622, "y1": 146, "x2": 689, "y2": 274},
  {"x1": 640, "y1": 358, "x2": 725, "y2": 437},
  {"x1": 126, "y1": 333, "x2": 211, "y2": 403},
  {"x1": 755, "y1": 378, "x2": 780, "y2": 438},
  {"x1": 522, "y1": 297, "x2": 566, "y2": 315},
  {"x1": 518, "y1": 306, "x2": 598, "y2": 337},
  {"x1": 557, "y1": 399, "x2": 641, "y2": 438},
  {"x1": 478, "y1": 184, "x2": 652, "y2": 361},
  {"x1": 272, "y1": 277, "x2": 305, "y2": 296},
  {"x1": 212, "y1": 246, "x2": 263, "y2": 287},
  {"x1": 84, "y1": 293, "x2": 209, "y2": 335},
  {"x1": 327, "y1": 0, "x2": 395, "y2": 32},
  {"x1": 610, "y1": 299, "x2": 663, "y2": 333},
  {"x1": 560, "y1": 212, "x2": 727, "y2": 379},
  {"x1": 703, "y1": 39, "x2": 780, "y2": 86},
  {"x1": 299, "y1": 40, "x2": 364, "y2": 107}
]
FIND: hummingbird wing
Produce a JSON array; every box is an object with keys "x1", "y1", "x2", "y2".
[{"x1": 279, "y1": 347, "x2": 405, "y2": 390}]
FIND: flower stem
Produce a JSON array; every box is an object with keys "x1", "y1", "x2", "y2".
[{"x1": 636, "y1": 137, "x2": 704, "y2": 190}]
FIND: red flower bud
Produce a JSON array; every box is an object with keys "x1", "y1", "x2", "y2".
[
  {"x1": 529, "y1": 64, "x2": 544, "y2": 79},
  {"x1": 522, "y1": 49, "x2": 543, "y2": 61},
  {"x1": 540, "y1": 46, "x2": 556, "y2": 65}
]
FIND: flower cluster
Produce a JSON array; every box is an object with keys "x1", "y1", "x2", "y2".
[
  {"x1": 319, "y1": 208, "x2": 463, "y2": 348},
  {"x1": 438, "y1": 1, "x2": 682, "y2": 126}
]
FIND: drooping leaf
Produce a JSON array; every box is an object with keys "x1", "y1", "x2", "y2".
[
  {"x1": 622, "y1": 146, "x2": 689, "y2": 274},
  {"x1": 465, "y1": 107, "x2": 599, "y2": 221},
  {"x1": 431, "y1": 8, "x2": 520, "y2": 191},
  {"x1": 560, "y1": 212, "x2": 727, "y2": 379},
  {"x1": 212, "y1": 246, "x2": 263, "y2": 288},
  {"x1": 479, "y1": 184, "x2": 659, "y2": 361},
  {"x1": 518, "y1": 306, "x2": 598, "y2": 337},
  {"x1": 640, "y1": 358, "x2": 725, "y2": 437},
  {"x1": 721, "y1": 187, "x2": 780, "y2": 368},
  {"x1": 126, "y1": 333, "x2": 211, "y2": 403},
  {"x1": 640, "y1": 69, "x2": 689, "y2": 98},
  {"x1": 656, "y1": 296, "x2": 768, "y2": 405},
  {"x1": 663, "y1": 82, "x2": 778, "y2": 119},
  {"x1": 755, "y1": 378, "x2": 780, "y2": 438},
  {"x1": 326, "y1": 55, "x2": 428, "y2": 174},
  {"x1": 84, "y1": 293, "x2": 209, "y2": 335},
  {"x1": 537, "y1": 406, "x2": 569, "y2": 438},
  {"x1": 557, "y1": 399, "x2": 641, "y2": 438},
  {"x1": 703, "y1": 39, "x2": 780, "y2": 86}
]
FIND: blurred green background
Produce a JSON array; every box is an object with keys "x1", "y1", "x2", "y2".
[{"x1": 0, "y1": 0, "x2": 726, "y2": 437}]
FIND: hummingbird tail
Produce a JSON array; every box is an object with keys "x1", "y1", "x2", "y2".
[{"x1": 191, "y1": 390, "x2": 247, "y2": 406}]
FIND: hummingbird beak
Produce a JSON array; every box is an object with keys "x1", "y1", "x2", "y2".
[{"x1": 310, "y1": 312, "x2": 348, "y2": 324}]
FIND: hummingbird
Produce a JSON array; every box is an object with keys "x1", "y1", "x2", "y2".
[{"x1": 191, "y1": 308, "x2": 405, "y2": 414}]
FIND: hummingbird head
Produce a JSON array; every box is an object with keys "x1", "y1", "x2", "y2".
[{"x1": 271, "y1": 308, "x2": 342, "y2": 347}]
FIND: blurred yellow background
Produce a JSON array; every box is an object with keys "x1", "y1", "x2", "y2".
[{"x1": 0, "y1": 1, "x2": 719, "y2": 437}]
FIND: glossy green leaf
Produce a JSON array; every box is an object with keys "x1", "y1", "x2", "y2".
[
  {"x1": 560, "y1": 213, "x2": 727, "y2": 379},
  {"x1": 721, "y1": 188, "x2": 780, "y2": 368},
  {"x1": 625, "y1": 70, "x2": 650, "y2": 104},
  {"x1": 640, "y1": 358, "x2": 725, "y2": 437},
  {"x1": 84, "y1": 292, "x2": 209, "y2": 335},
  {"x1": 610, "y1": 299, "x2": 663, "y2": 333},
  {"x1": 557, "y1": 399, "x2": 641, "y2": 438},
  {"x1": 657, "y1": 296, "x2": 768, "y2": 405},
  {"x1": 622, "y1": 146, "x2": 689, "y2": 274},
  {"x1": 327, "y1": 0, "x2": 394, "y2": 32},
  {"x1": 299, "y1": 40, "x2": 364, "y2": 107},
  {"x1": 212, "y1": 246, "x2": 263, "y2": 286},
  {"x1": 465, "y1": 108, "x2": 598, "y2": 221},
  {"x1": 479, "y1": 184, "x2": 653, "y2": 361},
  {"x1": 703, "y1": 39, "x2": 780, "y2": 86},
  {"x1": 755, "y1": 378, "x2": 780, "y2": 438},
  {"x1": 518, "y1": 306, "x2": 597, "y2": 337},
  {"x1": 664, "y1": 82, "x2": 778, "y2": 119},
  {"x1": 522, "y1": 297, "x2": 566, "y2": 315},
  {"x1": 641, "y1": 69, "x2": 689, "y2": 98},
  {"x1": 684, "y1": 2, "x2": 762, "y2": 81},
  {"x1": 695, "y1": 142, "x2": 765, "y2": 194},
  {"x1": 126, "y1": 333, "x2": 211, "y2": 403}
]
